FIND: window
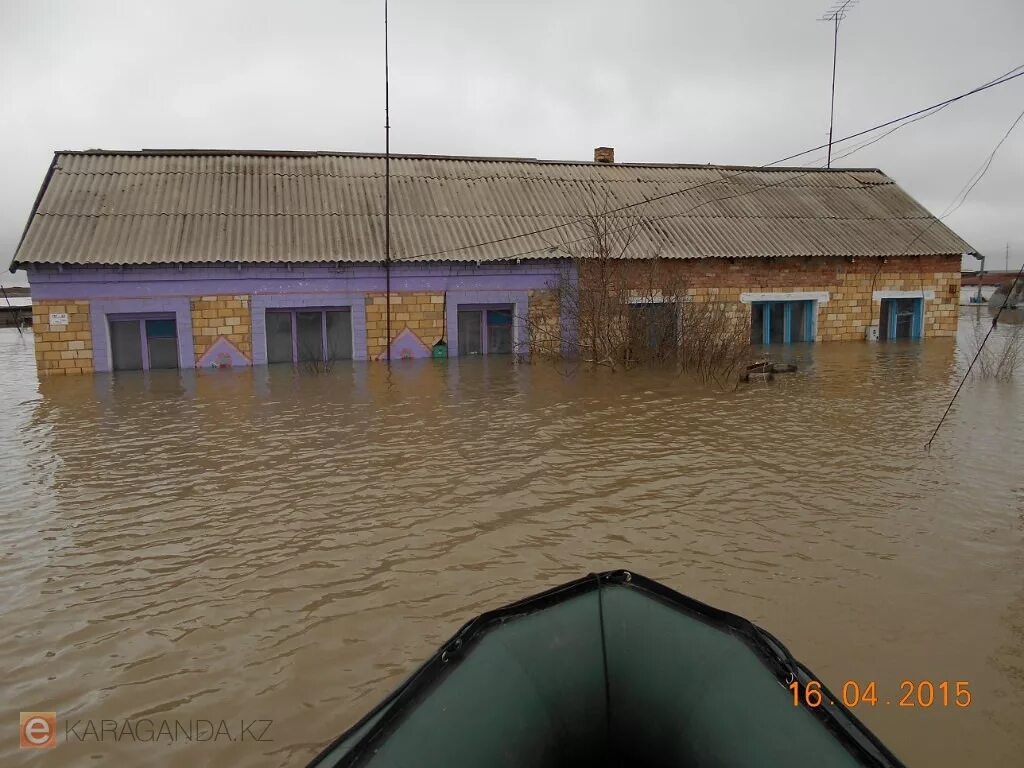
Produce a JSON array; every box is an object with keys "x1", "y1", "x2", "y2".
[
  {"x1": 457, "y1": 306, "x2": 514, "y2": 355},
  {"x1": 628, "y1": 302, "x2": 678, "y2": 357},
  {"x1": 879, "y1": 298, "x2": 922, "y2": 340},
  {"x1": 458, "y1": 310, "x2": 482, "y2": 355},
  {"x1": 750, "y1": 300, "x2": 814, "y2": 344},
  {"x1": 267, "y1": 312, "x2": 294, "y2": 364},
  {"x1": 109, "y1": 315, "x2": 180, "y2": 371},
  {"x1": 146, "y1": 319, "x2": 179, "y2": 369},
  {"x1": 487, "y1": 309, "x2": 513, "y2": 354},
  {"x1": 326, "y1": 310, "x2": 353, "y2": 360},
  {"x1": 296, "y1": 312, "x2": 324, "y2": 362},
  {"x1": 265, "y1": 309, "x2": 352, "y2": 364}
]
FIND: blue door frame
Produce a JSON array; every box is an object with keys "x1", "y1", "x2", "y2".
[{"x1": 753, "y1": 300, "x2": 815, "y2": 344}]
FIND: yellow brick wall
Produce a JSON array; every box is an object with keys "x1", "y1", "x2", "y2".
[
  {"x1": 365, "y1": 292, "x2": 446, "y2": 360},
  {"x1": 190, "y1": 295, "x2": 252, "y2": 363},
  {"x1": 820, "y1": 269, "x2": 961, "y2": 340},
  {"x1": 578, "y1": 255, "x2": 961, "y2": 342},
  {"x1": 527, "y1": 289, "x2": 561, "y2": 356},
  {"x1": 734, "y1": 270, "x2": 961, "y2": 341},
  {"x1": 32, "y1": 300, "x2": 93, "y2": 375}
]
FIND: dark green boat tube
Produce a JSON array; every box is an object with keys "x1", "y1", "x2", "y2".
[{"x1": 308, "y1": 570, "x2": 905, "y2": 768}]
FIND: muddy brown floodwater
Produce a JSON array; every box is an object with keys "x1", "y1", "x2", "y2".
[{"x1": 1, "y1": 309, "x2": 1023, "y2": 767}]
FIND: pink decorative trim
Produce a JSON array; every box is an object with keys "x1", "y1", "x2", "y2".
[
  {"x1": 197, "y1": 336, "x2": 251, "y2": 368},
  {"x1": 380, "y1": 328, "x2": 432, "y2": 360}
]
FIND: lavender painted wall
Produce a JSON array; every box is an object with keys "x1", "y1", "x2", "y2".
[
  {"x1": 89, "y1": 297, "x2": 194, "y2": 372},
  {"x1": 28, "y1": 262, "x2": 563, "y2": 299},
  {"x1": 30, "y1": 262, "x2": 564, "y2": 369}
]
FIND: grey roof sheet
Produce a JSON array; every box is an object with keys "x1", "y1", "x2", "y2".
[{"x1": 11, "y1": 150, "x2": 974, "y2": 267}]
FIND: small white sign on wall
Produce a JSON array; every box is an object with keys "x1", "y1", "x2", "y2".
[{"x1": 48, "y1": 312, "x2": 69, "y2": 327}]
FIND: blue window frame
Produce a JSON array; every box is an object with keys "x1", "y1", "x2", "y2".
[
  {"x1": 750, "y1": 300, "x2": 814, "y2": 345},
  {"x1": 879, "y1": 298, "x2": 923, "y2": 340}
]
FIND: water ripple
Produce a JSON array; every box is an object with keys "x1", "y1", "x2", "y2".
[{"x1": 0, "y1": 317, "x2": 1023, "y2": 766}]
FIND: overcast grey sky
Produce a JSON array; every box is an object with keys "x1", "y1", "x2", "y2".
[{"x1": 1, "y1": 0, "x2": 1022, "y2": 287}]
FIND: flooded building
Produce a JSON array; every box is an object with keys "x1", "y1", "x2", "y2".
[
  {"x1": 0, "y1": 287, "x2": 31, "y2": 328},
  {"x1": 10, "y1": 148, "x2": 972, "y2": 375},
  {"x1": 959, "y1": 269, "x2": 1016, "y2": 306}
]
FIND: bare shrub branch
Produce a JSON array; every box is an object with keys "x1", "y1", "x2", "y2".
[
  {"x1": 521, "y1": 198, "x2": 754, "y2": 385},
  {"x1": 298, "y1": 341, "x2": 335, "y2": 374},
  {"x1": 964, "y1": 319, "x2": 1024, "y2": 381}
]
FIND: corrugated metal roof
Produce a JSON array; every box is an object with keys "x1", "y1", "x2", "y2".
[{"x1": 11, "y1": 150, "x2": 974, "y2": 267}]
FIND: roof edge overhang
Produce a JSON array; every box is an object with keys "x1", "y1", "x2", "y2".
[
  {"x1": 51, "y1": 148, "x2": 888, "y2": 176},
  {"x1": 9, "y1": 152, "x2": 59, "y2": 273},
  {"x1": 13, "y1": 252, "x2": 971, "y2": 273}
]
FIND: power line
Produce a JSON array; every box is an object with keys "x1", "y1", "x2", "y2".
[
  {"x1": 799, "y1": 64, "x2": 1024, "y2": 168},
  {"x1": 924, "y1": 104, "x2": 1024, "y2": 450},
  {"x1": 859, "y1": 100, "x2": 1024, "y2": 329},
  {"x1": 528, "y1": 165, "x2": 836, "y2": 264},
  {"x1": 939, "y1": 104, "x2": 1024, "y2": 220},
  {"x1": 925, "y1": 260, "x2": 1024, "y2": 451},
  {"x1": 414, "y1": 69, "x2": 1024, "y2": 265},
  {"x1": 395, "y1": 65, "x2": 1024, "y2": 262},
  {"x1": 811, "y1": 101, "x2": 950, "y2": 167},
  {"x1": 775, "y1": 65, "x2": 1024, "y2": 164}
]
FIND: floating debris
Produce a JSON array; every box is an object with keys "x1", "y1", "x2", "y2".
[{"x1": 743, "y1": 360, "x2": 797, "y2": 383}]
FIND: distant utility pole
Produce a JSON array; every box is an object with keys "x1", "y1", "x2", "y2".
[
  {"x1": 819, "y1": 0, "x2": 860, "y2": 168},
  {"x1": 977, "y1": 253, "x2": 985, "y2": 304}
]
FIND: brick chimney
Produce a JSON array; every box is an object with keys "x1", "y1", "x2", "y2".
[{"x1": 594, "y1": 146, "x2": 614, "y2": 164}]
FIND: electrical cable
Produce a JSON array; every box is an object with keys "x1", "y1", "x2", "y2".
[
  {"x1": 939, "y1": 105, "x2": 1024, "y2": 220},
  {"x1": 925, "y1": 259, "x2": 1024, "y2": 451},
  {"x1": 392, "y1": 66, "x2": 1024, "y2": 262},
  {"x1": 923, "y1": 104, "x2": 1024, "y2": 450}
]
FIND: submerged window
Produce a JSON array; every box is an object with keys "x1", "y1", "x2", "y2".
[
  {"x1": 750, "y1": 300, "x2": 814, "y2": 345},
  {"x1": 266, "y1": 312, "x2": 294, "y2": 364},
  {"x1": 457, "y1": 306, "x2": 514, "y2": 356},
  {"x1": 628, "y1": 302, "x2": 679, "y2": 357},
  {"x1": 265, "y1": 309, "x2": 352, "y2": 364},
  {"x1": 487, "y1": 309, "x2": 513, "y2": 354},
  {"x1": 146, "y1": 319, "x2": 179, "y2": 369},
  {"x1": 109, "y1": 315, "x2": 180, "y2": 371},
  {"x1": 296, "y1": 312, "x2": 324, "y2": 362},
  {"x1": 879, "y1": 298, "x2": 922, "y2": 340}
]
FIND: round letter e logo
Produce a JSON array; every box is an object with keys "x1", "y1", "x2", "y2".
[{"x1": 20, "y1": 712, "x2": 56, "y2": 749}]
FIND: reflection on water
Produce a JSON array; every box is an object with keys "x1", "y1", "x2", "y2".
[{"x1": 1, "y1": 311, "x2": 1022, "y2": 767}]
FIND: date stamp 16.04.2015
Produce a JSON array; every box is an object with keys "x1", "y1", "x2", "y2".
[{"x1": 790, "y1": 680, "x2": 972, "y2": 709}]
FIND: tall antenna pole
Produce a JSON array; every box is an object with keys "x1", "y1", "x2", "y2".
[
  {"x1": 384, "y1": 0, "x2": 392, "y2": 363},
  {"x1": 820, "y1": 1, "x2": 859, "y2": 168},
  {"x1": 827, "y1": 13, "x2": 839, "y2": 167}
]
